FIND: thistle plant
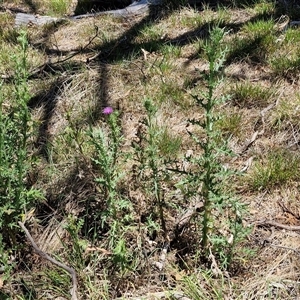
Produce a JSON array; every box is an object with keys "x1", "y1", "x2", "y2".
[
  {"x1": 0, "y1": 31, "x2": 43, "y2": 274},
  {"x1": 131, "y1": 99, "x2": 171, "y2": 239},
  {"x1": 89, "y1": 107, "x2": 123, "y2": 221},
  {"x1": 186, "y1": 27, "x2": 249, "y2": 268},
  {"x1": 0, "y1": 31, "x2": 42, "y2": 239},
  {"x1": 88, "y1": 107, "x2": 132, "y2": 270}
]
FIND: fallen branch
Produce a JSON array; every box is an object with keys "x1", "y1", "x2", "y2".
[
  {"x1": 255, "y1": 219, "x2": 300, "y2": 231},
  {"x1": 175, "y1": 201, "x2": 204, "y2": 231},
  {"x1": 278, "y1": 200, "x2": 300, "y2": 220},
  {"x1": 18, "y1": 221, "x2": 78, "y2": 300},
  {"x1": 269, "y1": 243, "x2": 300, "y2": 256}
]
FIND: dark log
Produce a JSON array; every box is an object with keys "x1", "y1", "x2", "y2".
[
  {"x1": 15, "y1": 0, "x2": 204, "y2": 27},
  {"x1": 74, "y1": 0, "x2": 133, "y2": 14},
  {"x1": 15, "y1": 0, "x2": 160, "y2": 26}
]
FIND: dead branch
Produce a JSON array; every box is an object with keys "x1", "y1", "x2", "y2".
[
  {"x1": 255, "y1": 219, "x2": 300, "y2": 231},
  {"x1": 175, "y1": 201, "x2": 204, "y2": 231},
  {"x1": 278, "y1": 200, "x2": 300, "y2": 220},
  {"x1": 18, "y1": 221, "x2": 78, "y2": 300},
  {"x1": 269, "y1": 243, "x2": 300, "y2": 256},
  {"x1": 239, "y1": 131, "x2": 259, "y2": 154}
]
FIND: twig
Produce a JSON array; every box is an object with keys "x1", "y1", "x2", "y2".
[
  {"x1": 18, "y1": 221, "x2": 78, "y2": 300},
  {"x1": 239, "y1": 131, "x2": 259, "y2": 154},
  {"x1": 255, "y1": 219, "x2": 300, "y2": 231},
  {"x1": 278, "y1": 200, "x2": 300, "y2": 220},
  {"x1": 270, "y1": 243, "x2": 300, "y2": 256},
  {"x1": 176, "y1": 201, "x2": 204, "y2": 231}
]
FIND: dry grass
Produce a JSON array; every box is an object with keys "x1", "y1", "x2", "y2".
[{"x1": 2, "y1": 0, "x2": 300, "y2": 299}]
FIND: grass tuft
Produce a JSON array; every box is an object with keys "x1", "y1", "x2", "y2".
[
  {"x1": 248, "y1": 149, "x2": 300, "y2": 191},
  {"x1": 230, "y1": 82, "x2": 274, "y2": 108}
]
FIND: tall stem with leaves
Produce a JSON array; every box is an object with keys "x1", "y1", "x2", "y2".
[
  {"x1": 132, "y1": 99, "x2": 168, "y2": 238},
  {"x1": 88, "y1": 109, "x2": 132, "y2": 270},
  {"x1": 187, "y1": 27, "x2": 248, "y2": 268},
  {"x1": 144, "y1": 100, "x2": 167, "y2": 235},
  {"x1": 0, "y1": 31, "x2": 43, "y2": 276},
  {"x1": 89, "y1": 111, "x2": 124, "y2": 221}
]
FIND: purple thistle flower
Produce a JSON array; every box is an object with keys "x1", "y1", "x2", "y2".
[{"x1": 102, "y1": 106, "x2": 113, "y2": 115}]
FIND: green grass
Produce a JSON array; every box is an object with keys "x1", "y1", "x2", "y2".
[
  {"x1": 269, "y1": 26, "x2": 300, "y2": 78},
  {"x1": 49, "y1": 0, "x2": 70, "y2": 16},
  {"x1": 138, "y1": 23, "x2": 164, "y2": 43},
  {"x1": 228, "y1": 19, "x2": 276, "y2": 63},
  {"x1": 270, "y1": 28, "x2": 300, "y2": 75},
  {"x1": 179, "y1": 6, "x2": 230, "y2": 29},
  {"x1": 157, "y1": 126, "x2": 182, "y2": 159},
  {"x1": 217, "y1": 110, "x2": 243, "y2": 137},
  {"x1": 230, "y1": 82, "x2": 274, "y2": 108},
  {"x1": 273, "y1": 60, "x2": 300, "y2": 78},
  {"x1": 154, "y1": 82, "x2": 186, "y2": 106},
  {"x1": 160, "y1": 43, "x2": 182, "y2": 58},
  {"x1": 249, "y1": 149, "x2": 300, "y2": 191},
  {"x1": 271, "y1": 95, "x2": 300, "y2": 129},
  {"x1": 252, "y1": 0, "x2": 276, "y2": 17},
  {"x1": 182, "y1": 272, "x2": 225, "y2": 300}
]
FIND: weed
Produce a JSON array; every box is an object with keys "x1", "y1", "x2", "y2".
[
  {"x1": 3, "y1": 2, "x2": 300, "y2": 298},
  {"x1": 184, "y1": 27, "x2": 249, "y2": 268},
  {"x1": 88, "y1": 109, "x2": 123, "y2": 219},
  {"x1": 88, "y1": 108, "x2": 132, "y2": 270},
  {"x1": 132, "y1": 99, "x2": 175, "y2": 239},
  {"x1": 143, "y1": 99, "x2": 168, "y2": 236},
  {"x1": 0, "y1": 31, "x2": 43, "y2": 253}
]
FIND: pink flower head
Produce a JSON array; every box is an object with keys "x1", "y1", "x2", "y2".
[{"x1": 102, "y1": 106, "x2": 113, "y2": 115}]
